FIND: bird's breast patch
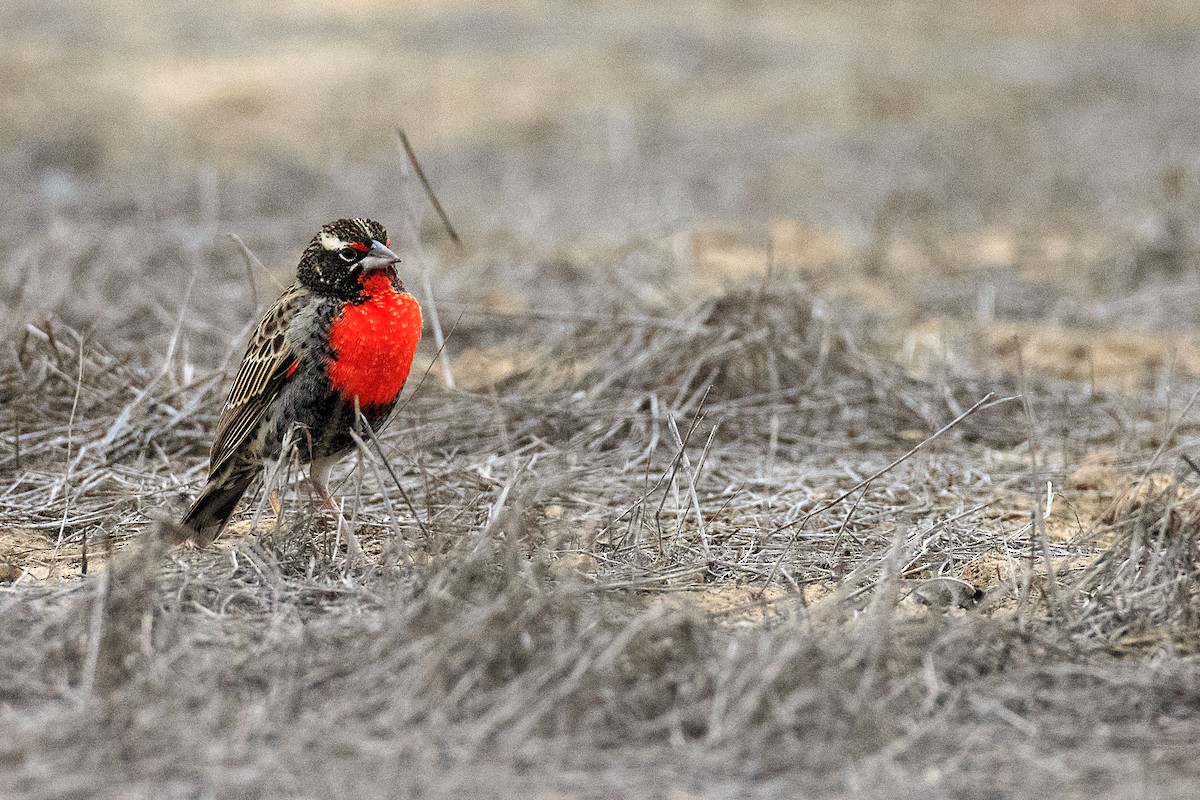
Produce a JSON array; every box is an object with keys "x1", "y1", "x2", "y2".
[{"x1": 326, "y1": 275, "x2": 423, "y2": 409}]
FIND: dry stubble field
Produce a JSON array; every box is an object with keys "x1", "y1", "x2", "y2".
[{"x1": 5, "y1": 1, "x2": 1200, "y2": 797}]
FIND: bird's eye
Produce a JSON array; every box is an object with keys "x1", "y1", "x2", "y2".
[{"x1": 337, "y1": 246, "x2": 359, "y2": 263}]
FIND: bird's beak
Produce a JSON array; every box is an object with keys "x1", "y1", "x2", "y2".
[{"x1": 359, "y1": 240, "x2": 401, "y2": 272}]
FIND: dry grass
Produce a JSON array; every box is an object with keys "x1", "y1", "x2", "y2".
[{"x1": 7, "y1": 0, "x2": 1200, "y2": 797}]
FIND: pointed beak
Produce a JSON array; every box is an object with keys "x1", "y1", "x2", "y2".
[{"x1": 359, "y1": 240, "x2": 401, "y2": 272}]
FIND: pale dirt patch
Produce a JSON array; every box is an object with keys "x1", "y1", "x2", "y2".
[
  {"x1": 960, "y1": 550, "x2": 1097, "y2": 595},
  {"x1": 984, "y1": 322, "x2": 1200, "y2": 390},
  {"x1": 0, "y1": 526, "x2": 98, "y2": 582},
  {"x1": 452, "y1": 346, "x2": 535, "y2": 391},
  {"x1": 223, "y1": 518, "x2": 286, "y2": 538},
  {"x1": 652, "y1": 584, "x2": 791, "y2": 628},
  {"x1": 688, "y1": 225, "x2": 770, "y2": 288},
  {"x1": 902, "y1": 317, "x2": 1200, "y2": 390},
  {"x1": 769, "y1": 220, "x2": 858, "y2": 271}
]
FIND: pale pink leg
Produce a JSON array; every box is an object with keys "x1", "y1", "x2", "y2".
[{"x1": 306, "y1": 458, "x2": 366, "y2": 564}]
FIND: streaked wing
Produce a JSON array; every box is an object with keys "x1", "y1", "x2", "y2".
[{"x1": 209, "y1": 283, "x2": 309, "y2": 474}]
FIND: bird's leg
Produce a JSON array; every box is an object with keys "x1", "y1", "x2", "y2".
[
  {"x1": 306, "y1": 457, "x2": 340, "y2": 514},
  {"x1": 306, "y1": 458, "x2": 366, "y2": 564}
]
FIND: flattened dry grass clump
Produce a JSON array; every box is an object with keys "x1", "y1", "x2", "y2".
[
  {"x1": 1067, "y1": 471, "x2": 1200, "y2": 653},
  {"x1": 512, "y1": 283, "x2": 901, "y2": 401},
  {"x1": 492, "y1": 282, "x2": 953, "y2": 458},
  {"x1": 585, "y1": 286, "x2": 852, "y2": 401},
  {"x1": 4, "y1": 322, "x2": 216, "y2": 465},
  {"x1": 0, "y1": 321, "x2": 220, "y2": 575}
]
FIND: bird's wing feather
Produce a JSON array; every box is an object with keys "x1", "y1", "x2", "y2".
[{"x1": 209, "y1": 283, "x2": 309, "y2": 475}]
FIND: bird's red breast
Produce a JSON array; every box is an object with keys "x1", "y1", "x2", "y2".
[{"x1": 326, "y1": 273, "x2": 423, "y2": 409}]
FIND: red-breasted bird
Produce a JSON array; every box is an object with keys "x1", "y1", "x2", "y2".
[{"x1": 174, "y1": 218, "x2": 422, "y2": 546}]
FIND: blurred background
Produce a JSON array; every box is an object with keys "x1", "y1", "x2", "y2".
[{"x1": 6, "y1": 0, "x2": 1200, "y2": 368}]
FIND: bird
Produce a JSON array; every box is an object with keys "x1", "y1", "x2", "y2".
[{"x1": 173, "y1": 218, "x2": 423, "y2": 547}]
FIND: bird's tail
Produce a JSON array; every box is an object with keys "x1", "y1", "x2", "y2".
[{"x1": 176, "y1": 472, "x2": 255, "y2": 547}]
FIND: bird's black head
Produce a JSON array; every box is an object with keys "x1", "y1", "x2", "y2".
[{"x1": 297, "y1": 218, "x2": 400, "y2": 299}]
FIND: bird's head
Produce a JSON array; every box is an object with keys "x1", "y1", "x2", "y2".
[{"x1": 297, "y1": 218, "x2": 400, "y2": 298}]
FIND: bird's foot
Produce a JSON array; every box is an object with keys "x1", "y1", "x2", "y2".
[{"x1": 303, "y1": 478, "x2": 367, "y2": 568}]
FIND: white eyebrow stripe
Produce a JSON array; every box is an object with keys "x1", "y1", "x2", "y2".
[{"x1": 318, "y1": 231, "x2": 346, "y2": 250}]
